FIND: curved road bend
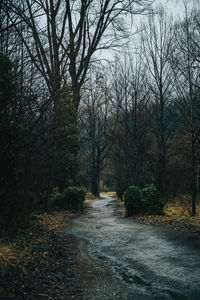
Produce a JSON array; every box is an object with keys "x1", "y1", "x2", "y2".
[{"x1": 65, "y1": 194, "x2": 200, "y2": 300}]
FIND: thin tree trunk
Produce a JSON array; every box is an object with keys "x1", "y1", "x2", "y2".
[
  {"x1": 91, "y1": 170, "x2": 100, "y2": 197},
  {"x1": 191, "y1": 132, "x2": 196, "y2": 215}
]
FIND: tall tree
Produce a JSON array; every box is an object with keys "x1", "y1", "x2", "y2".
[
  {"x1": 79, "y1": 72, "x2": 113, "y2": 197},
  {"x1": 141, "y1": 8, "x2": 175, "y2": 196},
  {"x1": 110, "y1": 55, "x2": 152, "y2": 198},
  {"x1": 0, "y1": 53, "x2": 32, "y2": 230},
  {"x1": 171, "y1": 7, "x2": 200, "y2": 215}
]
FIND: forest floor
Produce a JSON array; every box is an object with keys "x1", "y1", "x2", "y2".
[
  {"x1": 131, "y1": 195, "x2": 200, "y2": 236},
  {"x1": 0, "y1": 211, "x2": 84, "y2": 299},
  {"x1": 0, "y1": 193, "x2": 200, "y2": 299},
  {"x1": 0, "y1": 193, "x2": 99, "y2": 299}
]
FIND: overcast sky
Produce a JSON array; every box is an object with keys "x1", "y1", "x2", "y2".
[
  {"x1": 158, "y1": 0, "x2": 200, "y2": 16},
  {"x1": 95, "y1": 0, "x2": 199, "y2": 63}
]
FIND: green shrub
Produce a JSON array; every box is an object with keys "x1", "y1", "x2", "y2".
[
  {"x1": 63, "y1": 186, "x2": 87, "y2": 211},
  {"x1": 51, "y1": 188, "x2": 65, "y2": 209},
  {"x1": 142, "y1": 184, "x2": 163, "y2": 215},
  {"x1": 52, "y1": 186, "x2": 87, "y2": 211},
  {"x1": 124, "y1": 184, "x2": 164, "y2": 217},
  {"x1": 124, "y1": 186, "x2": 142, "y2": 216}
]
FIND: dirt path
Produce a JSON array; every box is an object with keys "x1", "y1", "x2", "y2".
[{"x1": 65, "y1": 194, "x2": 200, "y2": 300}]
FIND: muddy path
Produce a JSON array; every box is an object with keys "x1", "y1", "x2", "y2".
[{"x1": 65, "y1": 194, "x2": 200, "y2": 299}]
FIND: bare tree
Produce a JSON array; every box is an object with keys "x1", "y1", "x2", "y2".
[
  {"x1": 110, "y1": 54, "x2": 152, "y2": 198},
  {"x1": 187, "y1": 8, "x2": 200, "y2": 68},
  {"x1": 141, "y1": 8, "x2": 175, "y2": 196},
  {"x1": 79, "y1": 72, "x2": 113, "y2": 197},
  {"x1": 171, "y1": 6, "x2": 200, "y2": 215},
  {"x1": 3, "y1": 0, "x2": 153, "y2": 110}
]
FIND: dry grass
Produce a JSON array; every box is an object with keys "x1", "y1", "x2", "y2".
[
  {"x1": 164, "y1": 195, "x2": 200, "y2": 217},
  {"x1": 0, "y1": 244, "x2": 17, "y2": 265},
  {"x1": 100, "y1": 191, "x2": 116, "y2": 196},
  {"x1": 85, "y1": 191, "x2": 116, "y2": 204},
  {"x1": 162, "y1": 195, "x2": 200, "y2": 228},
  {"x1": 85, "y1": 193, "x2": 99, "y2": 204}
]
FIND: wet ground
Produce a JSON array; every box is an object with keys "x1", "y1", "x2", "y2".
[{"x1": 65, "y1": 194, "x2": 200, "y2": 299}]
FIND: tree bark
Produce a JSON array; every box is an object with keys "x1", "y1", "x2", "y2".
[{"x1": 191, "y1": 131, "x2": 196, "y2": 215}]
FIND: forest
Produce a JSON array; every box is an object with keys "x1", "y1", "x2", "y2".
[{"x1": 1, "y1": 0, "x2": 200, "y2": 233}]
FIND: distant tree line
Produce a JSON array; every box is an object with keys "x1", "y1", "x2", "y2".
[{"x1": 80, "y1": 6, "x2": 200, "y2": 215}]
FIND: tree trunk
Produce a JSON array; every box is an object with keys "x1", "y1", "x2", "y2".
[
  {"x1": 191, "y1": 132, "x2": 196, "y2": 216},
  {"x1": 91, "y1": 170, "x2": 100, "y2": 197}
]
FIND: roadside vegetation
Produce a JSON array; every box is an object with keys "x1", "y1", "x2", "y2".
[
  {"x1": 0, "y1": 188, "x2": 89, "y2": 270},
  {"x1": 0, "y1": 211, "x2": 80, "y2": 298},
  {"x1": 0, "y1": 191, "x2": 90, "y2": 298},
  {"x1": 122, "y1": 189, "x2": 200, "y2": 234},
  {"x1": 142, "y1": 195, "x2": 200, "y2": 232}
]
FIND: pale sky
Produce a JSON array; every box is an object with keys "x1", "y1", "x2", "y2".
[
  {"x1": 95, "y1": 0, "x2": 199, "y2": 63},
  {"x1": 157, "y1": 0, "x2": 200, "y2": 17}
]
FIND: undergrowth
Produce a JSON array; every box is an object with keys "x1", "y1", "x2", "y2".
[{"x1": 136, "y1": 195, "x2": 200, "y2": 232}]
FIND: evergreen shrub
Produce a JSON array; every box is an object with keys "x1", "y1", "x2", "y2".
[
  {"x1": 51, "y1": 188, "x2": 65, "y2": 209},
  {"x1": 141, "y1": 184, "x2": 163, "y2": 215},
  {"x1": 52, "y1": 186, "x2": 87, "y2": 211},
  {"x1": 124, "y1": 186, "x2": 142, "y2": 216},
  {"x1": 124, "y1": 184, "x2": 163, "y2": 216}
]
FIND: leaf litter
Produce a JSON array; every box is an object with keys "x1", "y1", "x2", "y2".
[{"x1": 0, "y1": 211, "x2": 83, "y2": 299}]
